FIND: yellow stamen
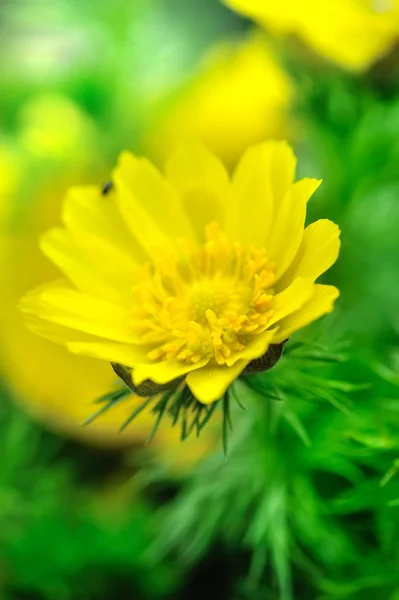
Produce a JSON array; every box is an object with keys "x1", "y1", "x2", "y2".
[{"x1": 133, "y1": 222, "x2": 276, "y2": 366}]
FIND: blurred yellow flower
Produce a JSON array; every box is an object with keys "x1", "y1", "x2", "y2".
[
  {"x1": 0, "y1": 97, "x2": 216, "y2": 467},
  {"x1": 223, "y1": 0, "x2": 399, "y2": 71},
  {"x1": 0, "y1": 145, "x2": 21, "y2": 224},
  {"x1": 18, "y1": 95, "x2": 98, "y2": 160},
  {"x1": 145, "y1": 33, "x2": 293, "y2": 168},
  {"x1": 21, "y1": 140, "x2": 340, "y2": 405}
]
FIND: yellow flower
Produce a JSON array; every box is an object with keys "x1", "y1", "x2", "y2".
[
  {"x1": 0, "y1": 98, "x2": 217, "y2": 467},
  {"x1": 18, "y1": 94, "x2": 99, "y2": 161},
  {"x1": 223, "y1": 0, "x2": 399, "y2": 71},
  {"x1": 20, "y1": 140, "x2": 340, "y2": 405},
  {"x1": 0, "y1": 144, "x2": 21, "y2": 225},
  {"x1": 1, "y1": 183, "x2": 216, "y2": 467},
  {"x1": 145, "y1": 33, "x2": 293, "y2": 168}
]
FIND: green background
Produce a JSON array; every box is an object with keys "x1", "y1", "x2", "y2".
[{"x1": 1, "y1": 1, "x2": 399, "y2": 599}]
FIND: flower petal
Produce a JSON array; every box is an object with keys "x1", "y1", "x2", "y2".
[
  {"x1": 186, "y1": 359, "x2": 247, "y2": 404},
  {"x1": 41, "y1": 228, "x2": 138, "y2": 303},
  {"x1": 23, "y1": 315, "x2": 98, "y2": 346},
  {"x1": 67, "y1": 341, "x2": 150, "y2": 366},
  {"x1": 264, "y1": 139, "x2": 297, "y2": 203},
  {"x1": 269, "y1": 178, "x2": 322, "y2": 279},
  {"x1": 223, "y1": 0, "x2": 399, "y2": 72},
  {"x1": 225, "y1": 327, "x2": 277, "y2": 366},
  {"x1": 165, "y1": 142, "x2": 229, "y2": 241},
  {"x1": 273, "y1": 284, "x2": 340, "y2": 343},
  {"x1": 20, "y1": 283, "x2": 140, "y2": 344},
  {"x1": 113, "y1": 152, "x2": 194, "y2": 253},
  {"x1": 227, "y1": 140, "x2": 296, "y2": 245},
  {"x1": 279, "y1": 219, "x2": 341, "y2": 288},
  {"x1": 268, "y1": 277, "x2": 315, "y2": 328},
  {"x1": 62, "y1": 185, "x2": 142, "y2": 259},
  {"x1": 132, "y1": 358, "x2": 209, "y2": 386}
]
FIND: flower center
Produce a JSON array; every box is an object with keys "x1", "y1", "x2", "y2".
[{"x1": 133, "y1": 223, "x2": 276, "y2": 366}]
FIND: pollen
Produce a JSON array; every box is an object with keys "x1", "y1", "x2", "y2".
[{"x1": 134, "y1": 223, "x2": 276, "y2": 366}]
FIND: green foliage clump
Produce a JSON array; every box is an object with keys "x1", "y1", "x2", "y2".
[{"x1": 0, "y1": 392, "x2": 177, "y2": 600}]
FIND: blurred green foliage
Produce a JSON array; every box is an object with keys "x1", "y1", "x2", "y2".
[
  {"x1": 2, "y1": 1, "x2": 399, "y2": 599},
  {"x1": 0, "y1": 0, "x2": 244, "y2": 159},
  {"x1": 150, "y1": 337, "x2": 399, "y2": 600},
  {"x1": 0, "y1": 391, "x2": 178, "y2": 599}
]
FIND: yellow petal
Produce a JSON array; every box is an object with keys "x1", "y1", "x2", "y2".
[
  {"x1": 269, "y1": 178, "x2": 322, "y2": 279},
  {"x1": 279, "y1": 219, "x2": 341, "y2": 288},
  {"x1": 273, "y1": 284, "x2": 340, "y2": 343},
  {"x1": 222, "y1": 0, "x2": 263, "y2": 21},
  {"x1": 20, "y1": 283, "x2": 139, "y2": 344},
  {"x1": 268, "y1": 277, "x2": 314, "y2": 328},
  {"x1": 23, "y1": 314, "x2": 98, "y2": 346},
  {"x1": 67, "y1": 341, "x2": 150, "y2": 366},
  {"x1": 132, "y1": 357, "x2": 209, "y2": 386},
  {"x1": 225, "y1": 327, "x2": 277, "y2": 366},
  {"x1": 63, "y1": 185, "x2": 144, "y2": 260},
  {"x1": 227, "y1": 140, "x2": 296, "y2": 245},
  {"x1": 265, "y1": 140, "x2": 297, "y2": 203},
  {"x1": 222, "y1": 0, "x2": 397, "y2": 71},
  {"x1": 113, "y1": 151, "x2": 194, "y2": 253},
  {"x1": 165, "y1": 142, "x2": 229, "y2": 241},
  {"x1": 186, "y1": 360, "x2": 247, "y2": 404},
  {"x1": 41, "y1": 228, "x2": 138, "y2": 303},
  {"x1": 228, "y1": 143, "x2": 274, "y2": 245}
]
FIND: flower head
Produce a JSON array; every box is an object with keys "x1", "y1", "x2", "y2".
[
  {"x1": 223, "y1": 0, "x2": 399, "y2": 71},
  {"x1": 21, "y1": 141, "x2": 340, "y2": 405},
  {"x1": 146, "y1": 33, "x2": 293, "y2": 168}
]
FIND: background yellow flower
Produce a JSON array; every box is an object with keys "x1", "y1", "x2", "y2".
[
  {"x1": 145, "y1": 33, "x2": 293, "y2": 168},
  {"x1": 223, "y1": 0, "x2": 399, "y2": 71}
]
